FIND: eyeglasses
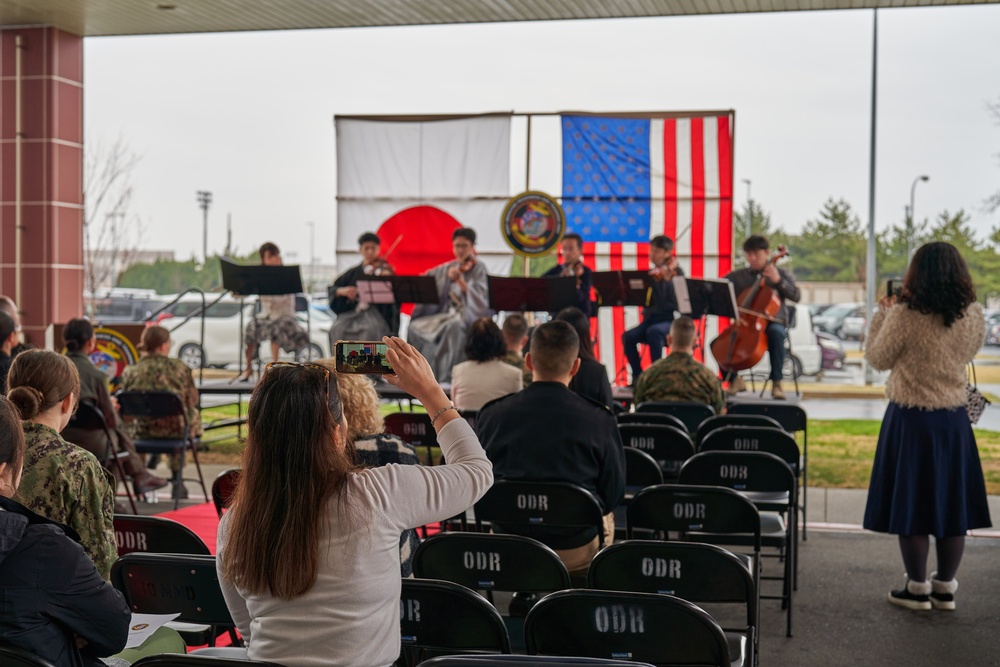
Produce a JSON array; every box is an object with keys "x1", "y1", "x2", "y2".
[{"x1": 264, "y1": 362, "x2": 332, "y2": 403}]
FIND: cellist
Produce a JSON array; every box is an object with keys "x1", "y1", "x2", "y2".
[{"x1": 722, "y1": 235, "x2": 801, "y2": 400}]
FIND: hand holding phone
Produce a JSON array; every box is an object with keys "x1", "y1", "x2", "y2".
[{"x1": 334, "y1": 341, "x2": 393, "y2": 374}]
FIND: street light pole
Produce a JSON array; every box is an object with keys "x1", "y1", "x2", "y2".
[
  {"x1": 305, "y1": 221, "x2": 316, "y2": 293},
  {"x1": 196, "y1": 190, "x2": 213, "y2": 265},
  {"x1": 907, "y1": 175, "x2": 929, "y2": 260}
]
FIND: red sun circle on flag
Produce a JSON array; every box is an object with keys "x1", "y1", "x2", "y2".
[{"x1": 376, "y1": 205, "x2": 463, "y2": 315}]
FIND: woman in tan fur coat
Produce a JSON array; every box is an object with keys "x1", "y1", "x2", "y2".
[{"x1": 863, "y1": 242, "x2": 991, "y2": 612}]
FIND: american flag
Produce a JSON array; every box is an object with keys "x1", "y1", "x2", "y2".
[{"x1": 560, "y1": 113, "x2": 734, "y2": 384}]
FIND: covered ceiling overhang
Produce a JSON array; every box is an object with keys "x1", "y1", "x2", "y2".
[{"x1": 0, "y1": 0, "x2": 995, "y2": 38}]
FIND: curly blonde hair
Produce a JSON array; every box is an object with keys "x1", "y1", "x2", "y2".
[{"x1": 317, "y1": 360, "x2": 385, "y2": 440}]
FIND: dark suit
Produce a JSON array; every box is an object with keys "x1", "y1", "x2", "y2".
[{"x1": 476, "y1": 381, "x2": 625, "y2": 549}]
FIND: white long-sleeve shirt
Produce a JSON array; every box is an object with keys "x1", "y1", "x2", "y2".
[{"x1": 217, "y1": 418, "x2": 493, "y2": 667}]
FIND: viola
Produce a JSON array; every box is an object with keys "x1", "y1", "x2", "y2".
[
  {"x1": 649, "y1": 257, "x2": 679, "y2": 283},
  {"x1": 709, "y1": 245, "x2": 789, "y2": 372}
]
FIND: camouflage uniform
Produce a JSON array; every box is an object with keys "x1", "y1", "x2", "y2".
[
  {"x1": 633, "y1": 351, "x2": 726, "y2": 415},
  {"x1": 17, "y1": 421, "x2": 117, "y2": 580},
  {"x1": 120, "y1": 354, "x2": 203, "y2": 440},
  {"x1": 502, "y1": 350, "x2": 532, "y2": 387}
]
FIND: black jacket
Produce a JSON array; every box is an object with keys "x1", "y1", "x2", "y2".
[
  {"x1": 569, "y1": 358, "x2": 614, "y2": 410},
  {"x1": 0, "y1": 497, "x2": 130, "y2": 667},
  {"x1": 724, "y1": 266, "x2": 801, "y2": 326},
  {"x1": 476, "y1": 382, "x2": 625, "y2": 549}
]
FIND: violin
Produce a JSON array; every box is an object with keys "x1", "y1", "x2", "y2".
[
  {"x1": 362, "y1": 257, "x2": 395, "y2": 276},
  {"x1": 562, "y1": 258, "x2": 586, "y2": 288},
  {"x1": 649, "y1": 257, "x2": 679, "y2": 282},
  {"x1": 458, "y1": 255, "x2": 477, "y2": 273},
  {"x1": 709, "y1": 245, "x2": 789, "y2": 372}
]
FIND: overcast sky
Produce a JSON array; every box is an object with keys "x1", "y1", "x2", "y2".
[{"x1": 83, "y1": 4, "x2": 1000, "y2": 270}]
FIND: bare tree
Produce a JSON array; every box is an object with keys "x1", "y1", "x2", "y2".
[
  {"x1": 83, "y1": 136, "x2": 144, "y2": 295},
  {"x1": 987, "y1": 97, "x2": 1000, "y2": 214}
]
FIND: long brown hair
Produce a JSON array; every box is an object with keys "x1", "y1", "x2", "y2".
[
  {"x1": 220, "y1": 364, "x2": 360, "y2": 598},
  {"x1": 7, "y1": 349, "x2": 80, "y2": 420}
]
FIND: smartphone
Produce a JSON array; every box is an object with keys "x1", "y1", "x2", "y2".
[
  {"x1": 334, "y1": 340, "x2": 394, "y2": 374},
  {"x1": 886, "y1": 280, "x2": 902, "y2": 299}
]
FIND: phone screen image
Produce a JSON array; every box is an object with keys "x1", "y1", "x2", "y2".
[{"x1": 335, "y1": 341, "x2": 393, "y2": 374}]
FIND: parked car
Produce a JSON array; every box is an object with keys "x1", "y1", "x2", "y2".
[
  {"x1": 839, "y1": 306, "x2": 869, "y2": 341},
  {"x1": 807, "y1": 303, "x2": 833, "y2": 318},
  {"x1": 985, "y1": 312, "x2": 1000, "y2": 346},
  {"x1": 732, "y1": 303, "x2": 822, "y2": 379},
  {"x1": 159, "y1": 295, "x2": 332, "y2": 369},
  {"x1": 816, "y1": 331, "x2": 846, "y2": 370},
  {"x1": 85, "y1": 289, "x2": 165, "y2": 325},
  {"x1": 812, "y1": 302, "x2": 862, "y2": 338}
]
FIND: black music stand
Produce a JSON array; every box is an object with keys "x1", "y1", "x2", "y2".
[
  {"x1": 221, "y1": 258, "x2": 306, "y2": 380},
  {"x1": 488, "y1": 276, "x2": 577, "y2": 312},
  {"x1": 672, "y1": 275, "x2": 738, "y2": 366},
  {"x1": 356, "y1": 275, "x2": 439, "y2": 305},
  {"x1": 591, "y1": 270, "x2": 651, "y2": 308}
]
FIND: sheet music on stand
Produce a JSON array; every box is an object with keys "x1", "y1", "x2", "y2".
[
  {"x1": 591, "y1": 270, "x2": 651, "y2": 308},
  {"x1": 671, "y1": 275, "x2": 738, "y2": 320},
  {"x1": 356, "y1": 278, "x2": 395, "y2": 305},
  {"x1": 356, "y1": 275, "x2": 439, "y2": 305}
]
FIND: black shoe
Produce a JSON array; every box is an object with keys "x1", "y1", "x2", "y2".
[
  {"x1": 133, "y1": 472, "x2": 170, "y2": 495},
  {"x1": 930, "y1": 574, "x2": 957, "y2": 611},
  {"x1": 888, "y1": 580, "x2": 931, "y2": 610}
]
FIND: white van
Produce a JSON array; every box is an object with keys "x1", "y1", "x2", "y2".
[{"x1": 719, "y1": 303, "x2": 822, "y2": 380}]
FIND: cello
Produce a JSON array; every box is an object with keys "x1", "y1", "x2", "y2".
[{"x1": 709, "y1": 245, "x2": 789, "y2": 372}]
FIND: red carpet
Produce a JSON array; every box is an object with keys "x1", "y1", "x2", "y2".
[{"x1": 156, "y1": 502, "x2": 220, "y2": 554}]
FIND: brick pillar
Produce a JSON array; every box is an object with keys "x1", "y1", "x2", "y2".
[{"x1": 0, "y1": 26, "x2": 84, "y2": 346}]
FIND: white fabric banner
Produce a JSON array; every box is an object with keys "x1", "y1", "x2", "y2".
[{"x1": 335, "y1": 116, "x2": 512, "y2": 271}]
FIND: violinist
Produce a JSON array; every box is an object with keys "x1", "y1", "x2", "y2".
[
  {"x1": 408, "y1": 227, "x2": 493, "y2": 382},
  {"x1": 329, "y1": 232, "x2": 400, "y2": 335},
  {"x1": 543, "y1": 233, "x2": 594, "y2": 317},
  {"x1": 622, "y1": 235, "x2": 684, "y2": 383},
  {"x1": 721, "y1": 235, "x2": 801, "y2": 400}
]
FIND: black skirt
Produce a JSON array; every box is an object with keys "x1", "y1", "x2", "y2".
[{"x1": 863, "y1": 402, "x2": 992, "y2": 537}]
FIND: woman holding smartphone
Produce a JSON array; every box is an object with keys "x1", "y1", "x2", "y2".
[
  {"x1": 216, "y1": 336, "x2": 493, "y2": 667},
  {"x1": 863, "y1": 242, "x2": 990, "y2": 612}
]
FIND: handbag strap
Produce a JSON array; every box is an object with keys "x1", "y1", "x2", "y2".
[{"x1": 969, "y1": 360, "x2": 978, "y2": 388}]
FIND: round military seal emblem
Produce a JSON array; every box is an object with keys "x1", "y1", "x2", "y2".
[
  {"x1": 500, "y1": 191, "x2": 566, "y2": 257},
  {"x1": 91, "y1": 327, "x2": 140, "y2": 381}
]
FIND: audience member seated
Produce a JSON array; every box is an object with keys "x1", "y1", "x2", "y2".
[
  {"x1": 120, "y1": 326, "x2": 203, "y2": 500},
  {"x1": 555, "y1": 306, "x2": 613, "y2": 410},
  {"x1": 321, "y1": 366, "x2": 422, "y2": 577},
  {"x1": 0, "y1": 396, "x2": 130, "y2": 667},
  {"x1": 633, "y1": 316, "x2": 725, "y2": 414},
  {"x1": 451, "y1": 317, "x2": 523, "y2": 411},
  {"x1": 0, "y1": 310, "x2": 16, "y2": 394},
  {"x1": 60, "y1": 318, "x2": 169, "y2": 496},
  {"x1": 0, "y1": 294, "x2": 30, "y2": 357},
  {"x1": 500, "y1": 313, "x2": 532, "y2": 386},
  {"x1": 476, "y1": 320, "x2": 625, "y2": 575},
  {"x1": 6, "y1": 349, "x2": 117, "y2": 580},
  {"x1": 216, "y1": 337, "x2": 493, "y2": 667}
]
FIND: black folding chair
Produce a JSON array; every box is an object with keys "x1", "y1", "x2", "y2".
[
  {"x1": 679, "y1": 452, "x2": 797, "y2": 637},
  {"x1": 635, "y1": 401, "x2": 715, "y2": 434},
  {"x1": 0, "y1": 644, "x2": 56, "y2": 667},
  {"x1": 65, "y1": 400, "x2": 138, "y2": 513},
  {"x1": 589, "y1": 541, "x2": 756, "y2": 667},
  {"x1": 694, "y1": 415, "x2": 784, "y2": 447},
  {"x1": 623, "y1": 446, "x2": 664, "y2": 497},
  {"x1": 111, "y1": 553, "x2": 237, "y2": 648},
  {"x1": 385, "y1": 412, "x2": 438, "y2": 466},
  {"x1": 117, "y1": 390, "x2": 208, "y2": 510},
  {"x1": 212, "y1": 468, "x2": 240, "y2": 518},
  {"x1": 726, "y1": 402, "x2": 809, "y2": 539},
  {"x1": 617, "y1": 423, "x2": 695, "y2": 481},
  {"x1": 525, "y1": 590, "x2": 730, "y2": 667},
  {"x1": 398, "y1": 578, "x2": 511, "y2": 667},
  {"x1": 132, "y1": 656, "x2": 284, "y2": 666},
  {"x1": 617, "y1": 412, "x2": 688, "y2": 433},
  {"x1": 113, "y1": 514, "x2": 211, "y2": 557},
  {"x1": 413, "y1": 533, "x2": 571, "y2": 652}
]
